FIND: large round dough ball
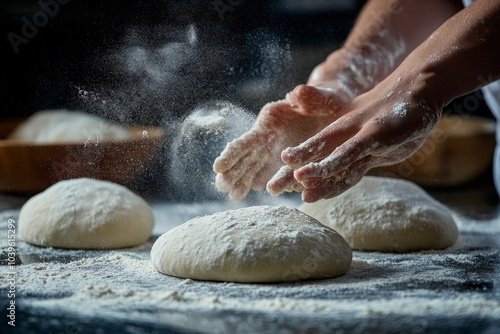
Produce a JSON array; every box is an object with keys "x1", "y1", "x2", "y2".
[
  {"x1": 151, "y1": 206, "x2": 352, "y2": 283},
  {"x1": 299, "y1": 177, "x2": 458, "y2": 252},
  {"x1": 19, "y1": 178, "x2": 154, "y2": 249},
  {"x1": 8, "y1": 109, "x2": 132, "y2": 143}
]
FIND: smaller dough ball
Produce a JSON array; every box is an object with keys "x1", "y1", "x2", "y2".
[
  {"x1": 151, "y1": 206, "x2": 352, "y2": 283},
  {"x1": 19, "y1": 178, "x2": 154, "y2": 249},
  {"x1": 8, "y1": 109, "x2": 132, "y2": 143},
  {"x1": 299, "y1": 177, "x2": 458, "y2": 252}
]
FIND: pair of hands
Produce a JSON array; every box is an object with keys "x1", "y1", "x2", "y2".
[{"x1": 213, "y1": 51, "x2": 441, "y2": 203}]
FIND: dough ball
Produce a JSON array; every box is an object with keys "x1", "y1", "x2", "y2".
[
  {"x1": 8, "y1": 109, "x2": 132, "y2": 143},
  {"x1": 299, "y1": 177, "x2": 458, "y2": 252},
  {"x1": 151, "y1": 205, "x2": 352, "y2": 283},
  {"x1": 19, "y1": 178, "x2": 154, "y2": 249}
]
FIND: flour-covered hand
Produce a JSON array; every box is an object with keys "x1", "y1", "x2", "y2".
[
  {"x1": 282, "y1": 76, "x2": 442, "y2": 202},
  {"x1": 213, "y1": 100, "x2": 330, "y2": 201}
]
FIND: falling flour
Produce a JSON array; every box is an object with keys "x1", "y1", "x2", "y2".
[{"x1": 169, "y1": 102, "x2": 255, "y2": 201}]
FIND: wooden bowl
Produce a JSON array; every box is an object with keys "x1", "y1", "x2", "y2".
[
  {"x1": 369, "y1": 115, "x2": 496, "y2": 186},
  {"x1": 0, "y1": 119, "x2": 166, "y2": 194}
]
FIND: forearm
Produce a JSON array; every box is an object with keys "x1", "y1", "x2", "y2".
[
  {"x1": 400, "y1": 0, "x2": 500, "y2": 110},
  {"x1": 344, "y1": 0, "x2": 462, "y2": 52},
  {"x1": 309, "y1": 0, "x2": 462, "y2": 95}
]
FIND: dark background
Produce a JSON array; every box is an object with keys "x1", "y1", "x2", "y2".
[
  {"x1": 0, "y1": 0, "x2": 364, "y2": 124},
  {"x1": 1, "y1": 0, "x2": 494, "y2": 122}
]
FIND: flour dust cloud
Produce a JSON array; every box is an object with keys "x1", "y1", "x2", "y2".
[
  {"x1": 169, "y1": 101, "x2": 255, "y2": 201},
  {"x1": 70, "y1": 21, "x2": 296, "y2": 202},
  {"x1": 73, "y1": 22, "x2": 237, "y2": 127}
]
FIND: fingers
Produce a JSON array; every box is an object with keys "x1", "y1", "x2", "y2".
[
  {"x1": 373, "y1": 139, "x2": 423, "y2": 166},
  {"x1": 228, "y1": 173, "x2": 256, "y2": 202},
  {"x1": 286, "y1": 85, "x2": 347, "y2": 116},
  {"x1": 281, "y1": 116, "x2": 366, "y2": 169},
  {"x1": 291, "y1": 182, "x2": 305, "y2": 192},
  {"x1": 216, "y1": 150, "x2": 270, "y2": 201},
  {"x1": 293, "y1": 124, "x2": 379, "y2": 182},
  {"x1": 213, "y1": 132, "x2": 258, "y2": 173},
  {"x1": 266, "y1": 166, "x2": 296, "y2": 196},
  {"x1": 297, "y1": 138, "x2": 426, "y2": 202},
  {"x1": 281, "y1": 139, "x2": 324, "y2": 170},
  {"x1": 281, "y1": 116, "x2": 361, "y2": 169},
  {"x1": 215, "y1": 150, "x2": 259, "y2": 191},
  {"x1": 252, "y1": 163, "x2": 280, "y2": 191},
  {"x1": 300, "y1": 155, "x2": 374, "y2": 203},
  {"x1": 266, "y1": 165, "x2": 305, "y2": 196},
  {"x1": 213, "y1": 85, "x2": 356, "y2": 201}
]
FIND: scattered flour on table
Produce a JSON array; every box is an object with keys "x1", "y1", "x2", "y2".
[
  {"x1": 3, "y1": 250, "x2": 498, "y2": 326},
  {"x1": 1, "y1": 203, "x2": 499, "y2": 333}
]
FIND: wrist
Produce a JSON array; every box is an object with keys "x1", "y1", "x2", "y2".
[
  {"x1": 309, "y1": 32, "x2": 406, "y2": 99},
  {"x1": 308, "y1": 48, "x2": 374, "y2": 99},
  {"x1": 394, "y1": 51, "x2": 462, "y2": 112}
]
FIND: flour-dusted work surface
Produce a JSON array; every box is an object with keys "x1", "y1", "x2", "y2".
[{"x1": 0, "y1": 180, "x2": 499, "y2": 334}]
